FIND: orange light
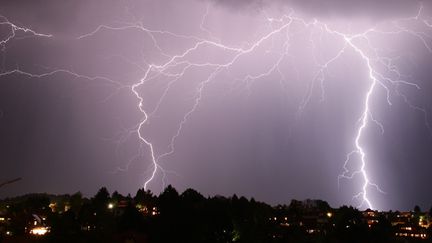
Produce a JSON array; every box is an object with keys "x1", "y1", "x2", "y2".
[{"x1": 30, "y1": 227, "x2": 49, "y2": 236}]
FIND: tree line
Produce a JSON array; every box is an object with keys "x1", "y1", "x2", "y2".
[{"x1": 1, "y1": 186, "x2": 432, "y2": 243}]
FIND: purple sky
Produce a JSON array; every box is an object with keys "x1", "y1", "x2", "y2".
[{"x1": 1, "y1": 0, "x2": 432, "y2": 211}]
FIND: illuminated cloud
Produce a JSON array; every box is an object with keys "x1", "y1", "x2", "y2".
[{"x1": 1, "y1": 0, "x2": 431, "y2": 211}]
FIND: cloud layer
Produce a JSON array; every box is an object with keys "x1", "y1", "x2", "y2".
[{"x1": 210, "y1": 0, "x2": 425, "y2": 20}]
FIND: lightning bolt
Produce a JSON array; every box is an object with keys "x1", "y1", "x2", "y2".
[
  {"x1": 335, "y1": 32, "x2": 387, "y2": 209},
  {"x1": 334, "y1": 6, "x2": 432, "y2": 209},
  {"x1": 0, "y1": 15, "x2": 52, "y2": 47},
  {"x1": 2, "y1": 2, "x2": 431, "y2": 209}
]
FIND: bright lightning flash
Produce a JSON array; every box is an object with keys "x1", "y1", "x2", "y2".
[{"x1": 1, "y1": 3, "x2": 431, "y2": 209}]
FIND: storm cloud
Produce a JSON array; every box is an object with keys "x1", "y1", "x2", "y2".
[
  {"x1": 210, "y1": 0, "x2": 426, "y2": 20},
  {"x1": 1, "y1": 0, "x2": 432, "y2": 211}
]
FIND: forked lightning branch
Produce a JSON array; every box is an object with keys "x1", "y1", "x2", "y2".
[{"x1": 1, "y1": 3, "x2": 431, "y2": 209}]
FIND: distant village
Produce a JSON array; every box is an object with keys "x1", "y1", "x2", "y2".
[{"x1": 1, "y1": 186, "x2": 431, "y2": 242}]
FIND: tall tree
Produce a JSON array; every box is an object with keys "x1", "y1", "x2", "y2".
[{"x1": 92, "y1": 187, "x2": 110, "y2": 211}]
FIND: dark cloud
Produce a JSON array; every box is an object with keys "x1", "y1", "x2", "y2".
[{"x1": 210, "y1": 0, "x2": 426, "y2": 19}]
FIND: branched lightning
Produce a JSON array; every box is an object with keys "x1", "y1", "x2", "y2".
[
  {"x1": 335, "y1": 36, "x2": 387, "y2": 209},
  {"x1": 1, "y1": 3, "x2": 431, "y2": 209},
  {"x1": 0, "y1": 15, "x2": 52, "y2": 47}
]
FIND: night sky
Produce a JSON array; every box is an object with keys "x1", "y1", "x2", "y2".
[{"x1": 1, "y1": 0, "x2": 432, "y2": 211}]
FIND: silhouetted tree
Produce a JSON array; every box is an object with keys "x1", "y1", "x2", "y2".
[
  {"x1": 1, "y1": 185, "x2": 406, "y2": 243},
  {"x1": 413, "y1": 205, "x2": 422, "y2": 225},
  {"x1": 154, "y1": 185, "x2": 181, "y2": 242},
  {"x1": 158, "y1": 185, "x2": 179, "y2": 208},
  {"x1": 134, "y1": 188, "x2": 154, "y2": 206},
  {"x1": 92, "y1": 187, "x2": 110, "y2": 211},
  {"x1": 181, "y1": 188, "x2": 204, "y2": 203},
  {"x1": 111, "y1": 191, "x2": 122, "y2": 203},
  {"x1": 69, "y1": 191, "x2": 83, "y2": 214}
]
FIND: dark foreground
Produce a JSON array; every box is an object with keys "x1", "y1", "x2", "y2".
[{"x1": 1, "y1": 186, "x2": 432, "y2": 243}]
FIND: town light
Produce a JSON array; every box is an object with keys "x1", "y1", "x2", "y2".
[{"x1": 29, "y1": 227, "x2": 49, "y2": 236}]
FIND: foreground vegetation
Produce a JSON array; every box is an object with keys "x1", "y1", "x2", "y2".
[{"x1": 1, "y1": 186, "x2": 431, "y2": 243}]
